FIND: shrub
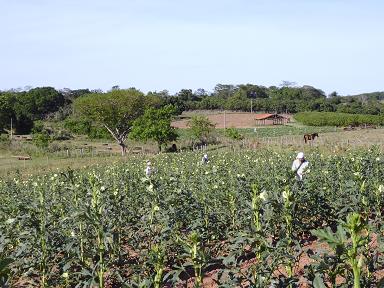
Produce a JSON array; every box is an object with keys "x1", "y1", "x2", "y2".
[
  {"x1": 225, "y1": 128, "x2": 244, "y2": 140},
  {"x1": 52, "y1": 130, "x2": 73, "y2": 141},
  {"x1": 187, "y1": 115, "x2": 216, "y2": 145},
  {"x1": 294, "y1": 112, "x2": 384, "y2": 127},
  {"x1": 32, "y1": 132, "x2": 51, "y2": 149},
  {"x1": 64, "y1": 118, "x2": 111, "y2": 139}
]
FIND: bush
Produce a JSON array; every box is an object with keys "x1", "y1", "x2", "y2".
[
  {"x1": 0, "y1": 134, "x2": 10, "y2": 142},
  {"x1": 31, "y1": 120, "x2": 45, "y2": 134},
  {"x1": 187, "y1": 115, "x2": 216, "y2": 145},
  {"x1": 64, "y1": 118, "x2": 92, "y2": 134},
  {"x1": 294, "y1": 112, "x2": 384, "y2": 127},
  {"x1": 64, "y1": 118, "x2": 111, "y2": 139},
  {"x1": 52, "y1": 130, "x2": 73, "y2": 140},
  {"x1": 225, "y1": 128, "x2": 244, "y2": 140},
  {"x1": 32, "y1": 132, "x2": 51, "y2": 149}
]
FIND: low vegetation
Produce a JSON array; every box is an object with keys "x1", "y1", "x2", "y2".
[
  {"x1": 1, "y1": 85, "x2": 384, "y2": 138},
  {"x1": 294, "y1": 112, "x2": 384, "y2": 127},
  {"x1": 1, "y1": 84, "x2": 384, "y2": 287},
  {"x1": 1, "y1": 148, "x2": 383, "y2": 287}
]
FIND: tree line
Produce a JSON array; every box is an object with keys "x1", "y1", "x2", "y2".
[
  {"x1": 1, "y1": 84, "x2": 383, "y2": 136},
  {"x1": 0, "y1": 87, "x2": 90, "y2": 134}
]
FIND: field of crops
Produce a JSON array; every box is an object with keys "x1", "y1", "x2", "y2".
[
  {"x1": 1, "y1": 148, "x2": 384, "y2": 287},
  {"x1": 294, "y1": 112, "x2": 384, "y2": 127}
]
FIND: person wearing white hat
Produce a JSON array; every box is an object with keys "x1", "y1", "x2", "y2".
[
  {"x1": 145, "y1": 161, "x2": 152, "y2": 177},
  {"x1": 291, "y1": 152, "x2": 309, "y2": 181},
  {"x1": 202, "y1": 153, "x2": 209, "y2": 164}
]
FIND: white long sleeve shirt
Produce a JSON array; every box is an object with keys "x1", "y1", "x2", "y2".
[
  {"x1": 291, "y1": 159, "x2": 309, "y2": 180},
  {"x1": 145, "y1": 166, "x2": 152, "y2": 177}
]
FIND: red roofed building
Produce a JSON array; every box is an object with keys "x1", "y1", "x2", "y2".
[{"x1": 255, "y1": 113, "x2": 289, "y2": 125}]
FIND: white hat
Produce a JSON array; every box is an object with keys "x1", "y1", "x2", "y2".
[
  {"x1": 146, "y1": 161, "x2": 151, "y2": 165},
  {"x1": 297, "y1": 152, "x2": 304, "y2": 159}
]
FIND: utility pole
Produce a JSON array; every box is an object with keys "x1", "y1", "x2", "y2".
[
  {"x1": 224, "y1": 110, "x2": 226, "y2": 130},
  {"x1": 10, "y1": 117, "x2": 13, "y2": 140},
  {"x1": 251, "y1": 99, "x2": 253, "y2": 113}
]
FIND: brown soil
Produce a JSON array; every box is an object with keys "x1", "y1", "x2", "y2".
[
  {"x1": 175, "y1": 240, "x2": 324, "y2": 288},
  {"x1": 169, "y1": 236, "x2": 384, "y2": 288},
  {"x1": 172, "y1": 111, "x2": 293, "y2": 129}
]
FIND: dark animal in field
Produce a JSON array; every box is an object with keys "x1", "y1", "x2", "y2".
[
  {"x1": 304, "y1": 133, "x2": 319, "y2": 143},
  {"x1": 167, "y1": 143, "x2": 178, "y2": 153}
]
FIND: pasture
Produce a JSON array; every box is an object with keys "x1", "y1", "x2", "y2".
[{"x1": 0, "y1": 126, "x2": 382, "y2": 178}]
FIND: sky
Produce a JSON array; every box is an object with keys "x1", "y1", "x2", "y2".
[{"x1": 1, "y1": 0, "x2": 383, "y2": 96}]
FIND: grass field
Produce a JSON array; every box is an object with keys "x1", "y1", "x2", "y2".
[
  {"x1": 1, "y1": 110, "x2": 382, "y2": 177},
  {"x1": 1, "y1": 117, "x2": 383, "y2": 287},
  {"x1": 0, "y1": 126, "x2": 382, "y2": 178}
]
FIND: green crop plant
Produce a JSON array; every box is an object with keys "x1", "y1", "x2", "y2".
[
  {"x1": 0, "y1": 149, "x2": 383, "y2": 286},
  {"x1": 149, "y1": 244, "x2": 166, "y2": 288},
  {"x1": 187, "y1": 231, "x2": 205, "y2": 287},
  {"x1": 346, "y1": 213, "x2": 366, "y2": 288},
  {"x1": 35, "y1": 181, "x2": 48, "y2": 288},
  {"x1": 251, "y1": 183, "x2": 265, "y2": 232},
  {"x1": 311, "y1": 213, "x2": 368, "y2": 288},
  {"x1": 176, "y1": 231, "x2": 206, "y2": 287},
  {"x1": 374, "y1": 184, "x2": 383, "y2": 219},
  {"x1": 282, "y1": 185, "x2": 296, "y2": 287},
  {"x1": 87, "y1": 175, "x2": 107, "y2": 288},
  {"x1": 72, "y1": 175, "x2": 86, "y2": 264},
  {"x1": 0, "y1": 258, "x2": 13, "y2": 286}
]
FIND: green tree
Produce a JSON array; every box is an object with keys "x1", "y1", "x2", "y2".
[
  {"x1": 0, "y1": 92, "x2": 16, "y2": 133},
  {"x1": 14, "y1": 87, "x2": 64, "y2": 120},
  {"x1": 61, "y1": 88, "x2": 91, "y2": 99},
  {"x1": 74, "y1": 89, "x2": 148, "y2": 155},
  {"x1": 237, "y1": 84, "x2": 268, "y2": 98},
  {"x1": 225, "y1": 90, "x2": 250, "y2": 110},
  {"x1": 194, "y1": 88, "x2": 208, "y2": 97},
  {"x1": 187, "y1": 115, "x2": 215, "y2": 145},
  {"x1": 130, "y1": 105, "x2": 178, "y2": 152},
  {"x1": 32, "y1": 131, "x2": 51, "y2": 149},
  {"x1": 329, "y1": 91, "x2": 339, "y2": 98},
  {"x1": 177, "y1": 89, "x2": 195, "y2": 101},
  {"x1": 301, "y1": 85, "x2": 326, "y2": 100},
  {"x1": 225, "y1": 127, "x2": 243, "y2": 140},
  {"x1": 213, "y1": 84, "x2": 236, "y2": 99},
  {"x1": 197, "y1": 96, "x2": 225, "y2": 110},
  {"x1": 2, "y1": 87, "x2": 65, "y2": 133}
]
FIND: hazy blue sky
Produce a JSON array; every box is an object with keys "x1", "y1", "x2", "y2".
[{"x1": 1, "y1": 0, "x2": 383, "y2": 95}]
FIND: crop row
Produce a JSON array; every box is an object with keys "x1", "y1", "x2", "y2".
[
  {"x1": 294, "y1": 112, "x2": 384, "y2": 127},
  {"x1": 0, "y1": 149, "x2": 383, "y2": 287}
]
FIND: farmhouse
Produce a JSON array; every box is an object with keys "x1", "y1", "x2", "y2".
[{"x1": 255, "y1": 113, "x2": 289, "y2": 126}]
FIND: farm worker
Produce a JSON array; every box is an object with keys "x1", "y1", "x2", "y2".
[
  {"x1": 291, "y1": 152, "x2": 309, "y2": 181},
  {"x1": 145, "y1": 161, "x2": 152, "y2": 177},
  {"x1": 202, "y1": 154, "x2": 209, "y2": 164}
]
